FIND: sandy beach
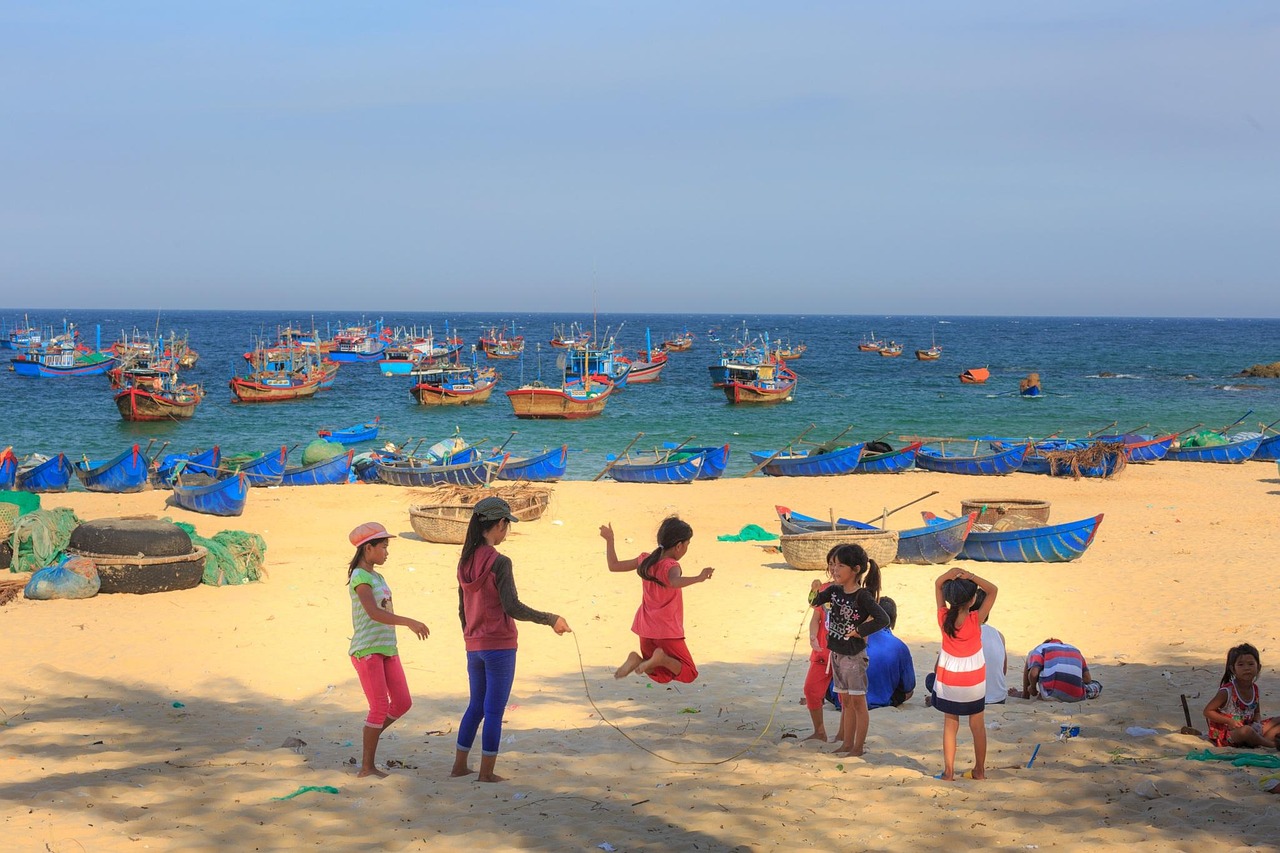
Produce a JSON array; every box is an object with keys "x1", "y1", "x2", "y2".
[{"x1": 3, "y1": 461, "x2": 1278, "y2": 851}]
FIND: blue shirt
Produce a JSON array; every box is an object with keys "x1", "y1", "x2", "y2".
[{"x1": 866, "y1": 628, "x2": 916, "y2": 709}]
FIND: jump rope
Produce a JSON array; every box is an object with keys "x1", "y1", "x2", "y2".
[{"x1": 568, "y1": 603, "x2": 813, "y2": 766}]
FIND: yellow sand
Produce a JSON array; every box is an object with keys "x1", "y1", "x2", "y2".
[{"x1": 3, "y1": 462, "x2": 1277, "y2": 851}]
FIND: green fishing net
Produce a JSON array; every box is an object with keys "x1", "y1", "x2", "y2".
[
  {"x1": 10, "y1": 508, "x2": 81, "y2": 573},
  {"x1": 302, "y1": 439, "x2": 345, "y2": 465},
  {"x1": 173, "y1": 522, "x2": 268, "y2": 586}
]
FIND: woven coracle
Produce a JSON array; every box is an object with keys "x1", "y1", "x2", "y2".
[
  {"x1": 780, "y1": 528, "x2": 899, "y2": 570},
  {"x1": 959, "y1": 498, "x2": 1051, "y2": 526},
  {"x1": 408, "y1": 505, "x2": 474, "y2": 544},
  {"x1": 410, "y1": 485, "x2": 552, "y2": 522}
]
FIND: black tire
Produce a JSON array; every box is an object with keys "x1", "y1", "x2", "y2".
[
  {"x1": 92, "y1": 556, "x2": 205, "y2": 595},
  {"x1": 68, "y1": 519, "x2": 193, "y2": 558}
]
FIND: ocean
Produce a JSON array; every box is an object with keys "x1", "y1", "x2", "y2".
[{"x1": 2, "y1": 310, "x2": 1277, "y2": 481}]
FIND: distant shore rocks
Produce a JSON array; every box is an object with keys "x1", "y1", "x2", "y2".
[{"x1": 1238, "y1": 362, "x2": 1280, "y2": 378}]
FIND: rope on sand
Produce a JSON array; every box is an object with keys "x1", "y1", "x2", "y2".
[{"x1": 569, "y1": 606, "x2": 811, "y2": 766}]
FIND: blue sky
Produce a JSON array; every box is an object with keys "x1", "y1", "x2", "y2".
[{"x1": 2, "y1": 3, "x2": 1276, "y2": 315}]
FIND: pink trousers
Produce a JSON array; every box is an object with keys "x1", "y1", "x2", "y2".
[{"x1": 350, "y1": 653, "x2": 412, "y2": 728}]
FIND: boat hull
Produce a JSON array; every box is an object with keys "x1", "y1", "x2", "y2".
[
  {"x1": 173, "y1": 472, "x2": 249, "y2": 517},
  {"x1": 74, "y1": 445, "x2": 151, "y2": 493},
  {"x1": 237, "y1": 446, "x2": 289, "y2": 487},
  {"x1": 229, "y1": 374, "x2": 322, "y2": 403},
  {"x1": 609, "y1": 455, "x2": 703, "y2": 484},
  {"x1": 957, "y1": 514, "x2": 1104, "y2": 562},
  {"x1": 778, "y1": 507, "x2": 975, "y2": 565},
  {"x1": 496, "y1": 446, "x2": 568, "y2": 482},
  {"x1": 1165, "y1": 434, "x2": 1262, "y2": 464},
  {"x1": 376, "y1": 454, "x2": 506, "y2": 487},
  {"x1": 412, "y1": 379, "x2": 497, "y2": 406},
  {"x1": 748, "y1": 443, "x2": 865, "y2": 477},
  {"x1": 280, "y1": 450, "x2": 354, "y2": 486},
  {"x1": 852, "y1": 442, "x2": 921, "y2": 474},
  {"x1": 915, "y1": 444, "x2": 1028, "y2": 476},
  {"x1": 506, "y1": 385, "x2": 611, "y2": 419},
  {"x1": 114, "y1": 387, "x2": 201, "y2": 421},
  {"x1": 318, "y1": 418, "x2": 381, "y2": 445},
  {"x1": 15, "y1": 453, "x2": 73, "y2": 493}
]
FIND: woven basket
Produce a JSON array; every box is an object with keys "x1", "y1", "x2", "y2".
[
  {"x1": 505, "y1": 490, "x2": 550, "y2": 522},
  {"x1": 408, "y1": 505, "x2": 474, "y2": 544},
  {"x1": 960, "y1": 498, "x2": 1051, "y2": 526},
  {"x1": 780, "y1": 529, "x2": 899, "y2": 570},
  {"x1": 0, "y1": 503, "x2": 18, "y2": 540}
]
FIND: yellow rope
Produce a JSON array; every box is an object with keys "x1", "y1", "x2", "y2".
[{"x1": 569, "y1": 605, "x2": 811, "y2": 766}]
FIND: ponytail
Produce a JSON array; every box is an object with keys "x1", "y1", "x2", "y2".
[
  {"x1": 458, "y1": 514, "x2": 504, "y2": 570},
  {"x1": 941, "y1": 578, "x2": 978, "y2": 638},
  {"x1": 347, "y1": 538, "x2": 388, "y2": 582},
  {"x1": 638, "y1": 516, "x2": 693, "y2": 587}
]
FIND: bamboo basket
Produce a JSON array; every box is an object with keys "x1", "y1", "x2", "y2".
[
  {"x1": 408, "y1": 505, "x2": 474, "y2": 544},
  {"x1": 0, "y1": 503, "x2": 18, "y2": 540},
  {"x1": 960, "y1": 498, "x2": 1051, "y2": 526},
  {"x1": 409, "y1": 486, "x2": 551, "y2": 523},
  {"x1": 779, "y1": 528, "x2": 899, "y2": 570}
]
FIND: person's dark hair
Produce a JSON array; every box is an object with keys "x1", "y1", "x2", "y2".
[
  {"x1": 1221, "y1": 643, "x2": 1261, "y2": 686},
  {"x1": 458, "y1": 515, "x2": 505, "y2": 569},
  {"x1": 347, "y1": 538, "x2": 389, "y2": 581},
  {"x1": 637, "y1": 516, "x2": 693, "y2": 587},
  {"x1": 973, "y1": 588, "x2": 991, "y2": 623},
  {"x1": 825, "y1": 543, "x2": 881, "y2": 600},
  {"x1": 879, "y1": 596, "x2": 898, "y2": 630},
  {"x1": 941, "y1": 578, "x2": 978, "y2": 638}
]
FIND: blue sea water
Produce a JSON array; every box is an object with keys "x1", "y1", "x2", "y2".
[{"x1": 2, "y1": 310, "x2": 1277, "y2": 481}]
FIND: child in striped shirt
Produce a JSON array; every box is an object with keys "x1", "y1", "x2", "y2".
[{"x1": 931, "y1": 567, "x2": 998, "y2": 781}]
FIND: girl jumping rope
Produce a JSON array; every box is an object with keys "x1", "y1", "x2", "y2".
[
  {"x1": 930, "y1": 567, "x2": 998, "y2": 781},
  {"x1": 452, "y1": 497, "x2": 571, "y2": 783},
  {"x1": 1204, "y1": 643, "x2": 1280, "y2": 749},
  {"x1": 345, "y1": 522, "x2": 431, "y2": 779},
  {"x1": 806, "y1": 544, "x2": 889, "y2": 757},
  {"x1": 599, "y1": 517, "x2": 714, "y2": 683}
]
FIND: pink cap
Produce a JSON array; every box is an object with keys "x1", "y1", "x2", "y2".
[{"x1": 349, "y1": 521, "x2": 394, "y2": 548}]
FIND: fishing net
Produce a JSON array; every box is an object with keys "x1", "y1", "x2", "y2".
[
  {"x1": 223, "y1": 451, "x2": 264, "y2": 470},
  {"x1": 9, "y1": 507, "x2": 82, "y2": 574},
  {"x1": 1181, "y1": 430, "x2": 1227, "y2": 448},
  {"x1": 302, "y1": 439, "x2": 345, "y2": 465},
  {"x1": 1041, "y1": 441, "x2": 1128, "y2": 480},
  {"x1": 173, "y1": 521, "x2": 268, "y2": 586}
]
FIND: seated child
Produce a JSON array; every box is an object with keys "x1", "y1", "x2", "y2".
[{"x1": 1204, "y1": 643, "x2": 1280, "y2": 749}]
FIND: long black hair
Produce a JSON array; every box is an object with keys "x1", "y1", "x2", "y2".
[
  {"x1": 1221, "y1": 643, "x2": 1261, "y2": 687},
  {"x1": 347, "y1": 538, "x2": 388, "y2": 582},
  {"x1": 941, "y1": 577, "x2": 978, "y2": 638},
  {"x1": 825, "y1": 543, "x2": 881, "y2": 600},
  {"x1": 637, "y1": 516, "x2": 693, "y2": 587},
  {"x1": 458, "y1": 515, "x2": 505, "y2": 569}
]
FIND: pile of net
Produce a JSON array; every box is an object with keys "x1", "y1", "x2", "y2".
[
  {"x1": 173, "y1": 521, "x2": 268, "y2": 586},
  {"x1": 1041, "y1": 440, "x2": 1127, "y2": 480},
  {"x1": 1180, "y1": 430, "x2": 1228, "y2": 448},
  {"x1": 302, "y1": 439, "x2": 346, "y2": 465},
  {"x1": 9, "y1": 507, "x2": 81, "y2": 574}
]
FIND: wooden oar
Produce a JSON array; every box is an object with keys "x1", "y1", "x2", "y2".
[
  {"x1": 1084, "y1": 420, "x2": 1118, "y2": 438},
  {"x1": 807, "y1": 424, "x2": 856, "y2": 454},
  {"x1": 495, "y1": 431, "x2": 518, "y2": 453},
  {"x1": 146, "y1": 441, "x2": 170, "y2": 470},
  {"x1": 1173, "y1": 422, "x2": 1204, "y2": 437},
  {"x1": 1214, "y1": 409, "x2": 1253, "y2": 435},
  {"x1": 742, "y1": 424, "x2": 815, "y2": 478},
  {"x1": 897, "y1": 434, "x2": 964, "y2": 444},
  {"x1": 594, "y1": 432, "x2": 645, "y2": 481},
  {"x1": 1257, "y1": 417, "x2": 1280, "y2": 436},
  {"x1": 859, "y1": 491, "x2": 941, "y2": 526},
  {"x1": 1106, "y1": 422, "x2": 1148, "y2": 438},
  {"x1": 659, "y1": 435, "x2": 696, "y2": 462}
]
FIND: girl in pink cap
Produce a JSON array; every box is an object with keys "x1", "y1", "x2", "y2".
[{"x1": 346, "y1": 521, "x2": 430, "y2": 778}]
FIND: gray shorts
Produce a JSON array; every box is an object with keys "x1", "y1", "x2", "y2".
[{"x1": 830, "y1": 651, "x2": 869, "y2": 695}]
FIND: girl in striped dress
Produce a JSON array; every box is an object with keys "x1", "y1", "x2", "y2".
[{"x1": 932, "y1": 567, "x2": 998, "y2": 781}]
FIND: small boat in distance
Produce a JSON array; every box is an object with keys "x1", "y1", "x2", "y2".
[
  {"x1": 1019, "y1": 372, "x2": 1042, "y2": 397},
  {"x1": 878, "y1": 341, "x2": 904, "y2": 358},
  {"x1": 959, "y1": 367, "x2": 990, "y2": 384},
  {"x1": 857, "y1": 331, "x2": 885, "y2": 352}
]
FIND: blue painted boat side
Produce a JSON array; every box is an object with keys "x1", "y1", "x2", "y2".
[
  {"x1": 497, "y1": 446, "x2": 569, "y2": 482},
  {"x1": 239, "y1": 446, "x2": 288, "y2": 486},
  {"x1": 320, "y1": 418, "x2": 381, "y2": 445},
  {"x1": 958, "y1": 513, "x2": 1104, "y2": 562},
  {"x1": 74, "y1": 444, "x2": 150, "y2": 493},
  {"x1": 16, "y1": 452, "x2": 73, "y2": 493},
  {"x1": 0, "y1": 448, "x2": 16, "y2": 490},
  {"x1": 1165, "y1": 433, "x2": 1261, "y2": 464},
  {"x1": 281, "y1": 450, "x2": 354, "y2": 486},
  {"x1": 852, "y1": 442, "x2": 921, "y2": 474},
  {"x1": 376, "y1": 454, "x2": 505, "y2": 487},
  {"x1": 915, "y1": 443, "x2": 1028, "y2": 476},
  {"x1": 153, "y1": 447, "x2": 221, "y2": 488},
  {"x1": 173, "y1": 472, "x2": 248, "y2": 517},
  {"x1": 609, "y1": 455, "x2": 703, "y2": 484},
  {"x1": 779, "y1": 507, "x2": 975, "y2": 564},
  {"x1": 1251, "y1": 433, "x2": 1280, "y2": 462},
  {"x1": 747, "y1": 443, "x2": 866, "y2": 477}
]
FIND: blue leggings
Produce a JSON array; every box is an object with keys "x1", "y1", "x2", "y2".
[{"x1": 457, "y1": 649, "x2": 517, "y2": 756}]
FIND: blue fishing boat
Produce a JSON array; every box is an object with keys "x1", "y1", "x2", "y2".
[
  {"x1": 172, "y1": 472, "x2": 249, "y2": 517},
  {"x1": 15, "y1": 452, "x2": 74, "y2": 493},
  {"x1": 280, "y1": 450, "x2": 354, "y2": 486},
  {"x1": 776, "y1": 506, "x2": 976, "y2": 565},
  {"x1": 915, "y1": 442, "x2": 1028, "y2": 476},
  {"x1": 662, "y1": 444, "x2": 731, "y2": 480},
  {"x1": 0, "y1": 447, "x2": 16, "y2": 490},
  {"x1": 1094, "y1": 433, "x2": 1176, "y2": 463},
  {"x1": 376, "y1": 453, "x2": 506, "y2": 487},
  {"x1": 608, "y1": 454, "x2": 703, "y2": 484},
  {"x1": 931, "y1": 512, "x2": 1104, "y2": 562},
  {"x1": 496, "y1": 445, "x2": 569, "y2": 482},
  {"x1": 73, "y1": 444, "x2": 151, "y2": 493},
  {"x1": 995, "y1": 439, "x2": 1125, "y2": 479},
  {"x1": 152, "y1": 447, "x2": 221, "y2": 488},
  {"x1": 1254, "y1": 432, "x2": 1280, "y2": 462},
  {"x1": 318, "y1": 416, "x2": 381, "y2": 445},
  {"x1": 747, "y1": 442, "x2": 866, "y2": 477},
  {"x1": 852, "y1": 441, "x2": 922, "y2": 474},
  {"x1": 235, "y1": 446, "x2": 289, "y2": 487},
  {"x1": 1164, "y1": 432, "x2": 1262, "y2": 464}
]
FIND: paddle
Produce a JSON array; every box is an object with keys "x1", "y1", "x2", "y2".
[
  {"x1": 1257, "y1": 417, "x2": 1280, "y2": 436},
  {"x1": 800, "y1": 424, "x2": 856, "y2": 454},
  {"x1": 1173, "y1": 422, "x2": 1204, "y2": 437},
  {"x1": 147, "y1": 441, "x2": 170, "y2": 470},
  {"x1": 1084, "y1": 420, "x2": 1119, "y2": 438},
  {"x1": 1213, "y1": 409, "x2": 1253, "y2": 436},
  {"x1": 859, "y1": 491, "x2": 940, "y2": 526},
  {"x1": 494, "y1": 431, "x2": 518, "y2": 454},
  {"x1": 594, "y1": 432, "x2": 645, "y2": 481},
  {"x1": 659, "y1": 435, "x2": 696, "y2": 462},
  {"x1": 742, "y1": 424, "x2": 815, "y2": 478}
]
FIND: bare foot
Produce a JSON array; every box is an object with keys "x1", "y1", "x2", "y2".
[
  {"x1": 848, "y1": 748, "x2": 865, "y2": 757},
  {"x1": 636, "y1": 648, "x2": 673, "y2": 675},
  {"x1": 969, "y1": 771, "x2": 986, "y2": 780},
  {"x1": 802, "y1": 731, "x2": 827, "y2": 742},
  {"x1": 357, "y1": 766, "x2": 389, "y2": 779},
  {"x1": 449, "y1": 766, "x2": 475, "y2": 778},
  {"x1": 477, "y1": 773, "x2": 507, "y2": 783},
  {"x1": 831, "y1": 746, "x2": 854, "y2": 755},
  {"x1": 936, "y1": 772, "x2": 954, "y2": 782},
  {"x1": 615, "y1": 651, "x2": 643, "y2": 679}
]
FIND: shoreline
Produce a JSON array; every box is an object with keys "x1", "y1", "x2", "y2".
[{"x1": 3, "y1": 462, "x2": 1278, "y2": 849}]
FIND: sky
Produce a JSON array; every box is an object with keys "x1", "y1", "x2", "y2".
[{"x1": 2, "y1": 2, "x2": 1277, "y2": 315}]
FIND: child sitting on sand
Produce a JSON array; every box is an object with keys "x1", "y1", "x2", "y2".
[
  {"x1": 1204, "y1": 643, "x2": 1280, "y2": 749},
  {"x1": 600, "y1": 517, "x2": 714, "y2": 683}
]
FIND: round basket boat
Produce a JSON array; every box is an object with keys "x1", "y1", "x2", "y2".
[
  {"x1": 779, "y1": 528, "x2": 899, "y2": 570},
  {"x1": 408, "y1": 505, "x2": 473, "y2": 545},
  {"x1": 65, "y1": 518, "x2": 206, "y2": 594},
  {"x1": 504, "y1": 489, "x2": 550, "y2": 522},
  {"x1": 959, "y1": 498, "x2": 1051, "y2": 527}
]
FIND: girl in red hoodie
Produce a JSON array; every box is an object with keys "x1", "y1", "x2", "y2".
[{"x1": 450, "y1": 497, "x2": 571, "y2": 783}]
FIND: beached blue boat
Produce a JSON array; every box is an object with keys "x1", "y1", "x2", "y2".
[
  {"x1": 318, "y1": 416, "x2": 381, "y2": 445},
  {"x1": 172, "y1": 471, "x2": 249, "y2": 517},
  {"x1": 1094, "y1": 433, "x2": 1176, "y2": 463},
  {"x1": 777, "y1": 506, "x2": 976, "y2": 565},
  {"x1": 376, "y1": 453, "x2": 506, "y2": 487},
  {"x1": 152, "y1": 446, "x2": 221, "y2": 488},
  {"x1": 747, "y1": 442, "x2": 866, "y2": 477},
  {"x1": 932, "y1": 512, "x2": 1104, "y2": 562},
  {"x1": 1164, "y1": 432, "x2": 1262, "y2": 464},
  {"x1": 0, "y1": 447, "x2": 16, "y2": 490},
  {"x1": 996, "y1": 439, "x2": 1125, "y2": 479},
  {"x1": 852, "y1": 441, "x2": 921, "y2": 474},
  {"x1": 234, "y1": 446, "x2": 289, "y2": 487},
  {"x1": 1249, "y1": 432, "x2": 1280, "y2": 462},
  {"x1": 915, "y1": 442, "x2": 1028, "y2": 476},
  {"x1": 662, "y1": 444, "x2": 731, "y2": 480},
  {"x1": 15, "y1": 452, "x2": 73, "y2": 493},
  {"x1": 496, "y1": 445, "x2": 569, "y2": 482},
  {"x1": 280, "y1": 450, "x2": 354, "y2": 486},
  {"x1": 608, "y1": 454, "x2": 703, "y2": 484},
  {"x1": 73, "y1": 444, "x2": 151, "y2": 493}
]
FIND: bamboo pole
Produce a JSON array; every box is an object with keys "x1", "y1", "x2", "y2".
[
  {"x1": 594, "y1": 432, "x2": 645, "y2": 481},
  {"x1": 741, "y1": 424, "x2": 816, "y2": 477},
  {"x1": 860, "y1": 491, "x2": 940, "y2": 526}
]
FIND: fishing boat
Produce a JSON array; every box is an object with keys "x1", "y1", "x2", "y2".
[
  {"x1": 662, "y1": 329, "x2": 694, "y2": 352},
  {"x1": 914, "y1": 441, "x2": 1029, "y2": 476},
  {"x1": 410, "y1": 364, "x2": 499, "y2": 406},
  {"x1": 1253, "y1": 431, "x2": 1280, "y2": 462},
  {"x1": 995, "y1": 439, "x2": 1126, "y2": 479},
  {"x1": 479, "y1": 323, "x2": 525, "y2": 360},
  {"x1": 11, "y1": 326, "x2": 117, "y2": 377},
  {"x1": 327, "y1": 325, "x2": 386, "y2": 362},
  {"x1": 1164, "y1": 431, "x2": 1263, "y2": 464},
  {"x1": 747, "y1": 442, "x2": 866, "y2": 477},
  {"x1": 606, "y1": 453, "x2": 704, "y2": 484},
  {"x1": 776, "y1": 507, "x2": 977, "y2": 565},
  {"x1": 172, "y1": 471, "x2": 249, "y2": 517},
  {"x1": 661, "y1": 443, "x2": 731, "y2": 479},
  {"x1": 959, "y1": 367, "x2": 990, "y2": 384},
  {"x1": 234, "y1": 446, "x2": 289, "y2": 487},
  {"x1": 620, "y1": 349, "x2": 668, "y2": 383},
  {"x1": 1019, "y1": 373, "x2": 1042, "y2": 397},
  {"x1": 851, "y1": 441, "x2": 922, "y2": 474},
  {"x1": 773, "y1": 342, "x2": 807, "y2": 360},
  {"x1": 376, "y1": 342, "x2": 418, "y2": 375},
  {"x1": 857, "y1": 332, "x2": 885, "y2": 352},
  {"x1": 506, "y1": 378, "x2": 612, "y2": 419},
  {"x1": 15, "y1": 452, "x2": 74, "y2": 493},
  {"x1": 0, "y1": 447, "x2": 16, "y2": 490},
  {"x1": 549, "y1": 322, "x2": 591, "y2": 349},
  {"x1": 1093, "y1": 432, "x2": 1177, "y2": 463},
  {"x1": 723, "y1": 363, "x2": 797, "y2": 405},
  {"x1": 496, "y1": 445, "x2": 569, "y2": 482},
  {"x1": 152, "y1": 447, "x2": 221, "y2": 488},
  {"x1": 929, "y1": 512, "x2": 1105, "y2": 563},
  {"x1": 280, "y1": 450, "x2": 355, "y2": 486},
  {"x1": 74, "y1": 444, "x2": 151, "y2": 493},
  {"x1": 318, "y1": 416, "x2": 381, "y2": 445},
  {"x1": 878, "y1": 342, "x2": 904, "y2": 358},
  {"x1": 376, "y1": 453, "x2": 507, "y2": 487},
  {"x1": 114, "y1": 367, "x2": 204, "y2": 421}
]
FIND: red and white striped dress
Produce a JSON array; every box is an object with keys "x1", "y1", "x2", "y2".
[{"x1": 933, "y1": 606, "x2": 987, "y2": 716}]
